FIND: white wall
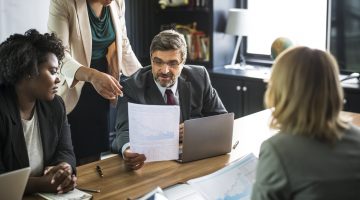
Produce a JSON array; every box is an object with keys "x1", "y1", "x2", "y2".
[{"x1": 0, "y1": 0, "x2": 50, "y2": 42}]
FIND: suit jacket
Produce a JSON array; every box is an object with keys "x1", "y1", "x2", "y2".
[
  {"x1": 0, "y1": 86, "x2": 76, "y2": 174},
  {"x1": 251, "y1": 125, "x2": 360, "y2": 200},
  {"x1": 111, "y1": 65, "x2": 227, "y2": 153},
  {"x1": 48, "y1": 0, "x2": 142, "y2": 113}
]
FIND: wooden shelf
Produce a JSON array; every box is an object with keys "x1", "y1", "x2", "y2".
[{"x1": 159, "y1": 7, "x2": 210, "y2": 13}]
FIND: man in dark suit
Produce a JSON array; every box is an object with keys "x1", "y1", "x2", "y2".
[{"x1": 111, "y1": 30, "x2": 226, "y2": 170}]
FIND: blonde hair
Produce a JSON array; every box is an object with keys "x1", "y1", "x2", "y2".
[{"x1": 265, "y1": 46, "x2": 348, "y2": 142}]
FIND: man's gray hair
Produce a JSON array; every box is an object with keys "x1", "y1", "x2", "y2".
[{"x1": 150, "y1": 30, "x2": 187, "y2": 63}]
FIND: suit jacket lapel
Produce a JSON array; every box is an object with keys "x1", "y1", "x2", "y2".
[
  {"x1": 144, "y1": 74, "x2": 166, "y2": 105},
  {"x1": 178, "y1": 76, "x2": 191, "y2": 122},
  {"x1": 76, "y1": 0, "x2": 92, "y2": 65},
  {"x1": 5, "y1": 89, "x2": 29, "y2": 167},
  {"x1": 10, "y1": 120, "x2": 29, "y2": 167}
]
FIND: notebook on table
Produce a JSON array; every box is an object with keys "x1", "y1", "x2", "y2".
[
  {"x1": 178, "y1": 112, "x2": 234, "y2": 163},
  {"x1": 0, "y1": 167, "x2": 31, "y2": 200}
]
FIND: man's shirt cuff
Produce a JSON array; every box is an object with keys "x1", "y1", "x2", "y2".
[{"x1": 121, "y1": 142, "x2": 130, "y2": 158}]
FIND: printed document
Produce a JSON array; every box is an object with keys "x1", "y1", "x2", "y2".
[
  {"x1": 128, "y1": 103, "x2": 180, "y2": 162},
  {"x1": 138, "y1": 187, "x2": 168, "y2": 200},
  {"x1": 37, "y1": 188, "x2": 92, "y2": 200},
  {"x1": 140, "y1": 153, "x2": 258, "y2": 200},
  {"x1": 187, "y1": 153, "x2": 258, "y2": 200}
]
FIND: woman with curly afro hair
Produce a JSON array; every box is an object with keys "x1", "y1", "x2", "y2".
[{"x1": 0, "y1": 29, "x2": 77, "y2": 195}]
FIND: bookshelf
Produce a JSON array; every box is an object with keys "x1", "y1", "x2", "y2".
[{"x1": 125, "y1": 0, "x2": 238, "y2": 69}]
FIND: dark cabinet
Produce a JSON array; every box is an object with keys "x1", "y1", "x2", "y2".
[
  {"x1": 210, "y1": 67, "x2": 360, "y2": 118},
  {"x1": 210, "y1": 72, "x2": 266, "y2": 119},
  {"x1": 344, "y1": 88, "x2": 360, "y2": 113},
  {"x1": 242, "y1": 79, "x2": 267, "y2": 116},
  {"x1": 210, "y1": 76, "x2": 242, "y2": 118}
]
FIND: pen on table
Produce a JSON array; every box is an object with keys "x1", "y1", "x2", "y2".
[
  {"x1": 77, "y1": 187, "x2": 101, "y2": 193},
  {"x1": 96, "y1": 165, "x2": 104, "y2": 177},
  {"x1": 232, "y1": 140, "x2": 239, "y2": 149}
]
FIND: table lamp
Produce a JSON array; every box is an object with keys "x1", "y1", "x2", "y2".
[{"x1": 225, "y1": 8, "x2": 252, "y2": 70}]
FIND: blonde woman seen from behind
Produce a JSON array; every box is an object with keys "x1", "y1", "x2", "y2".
[{"x1": 251, "y1": 46, "x2": 360, "y2": 200}]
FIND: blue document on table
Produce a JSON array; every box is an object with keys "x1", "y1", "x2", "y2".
[
  {"x1": 186, "y1": 153, "x2": 258, "y2": 200},
  {"x1": 141, "y1": 153, "x2": 258, "y2": 200}
]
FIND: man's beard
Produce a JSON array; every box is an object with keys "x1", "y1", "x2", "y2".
[{"x1": 154, "y1": 72, "x2": 176, "y2": 87}]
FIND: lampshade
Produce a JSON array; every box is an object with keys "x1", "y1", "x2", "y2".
[{"x1": 225, "y1": 8, "x2": 249, "y2": 36}]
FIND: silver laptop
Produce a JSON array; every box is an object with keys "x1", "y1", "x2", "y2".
[
  {"x1": 0, "y1": 167, "x2": 31, "y2": 200},
  {"x1": 178, "y1": 113, "x2": 234, "y2": 163}
]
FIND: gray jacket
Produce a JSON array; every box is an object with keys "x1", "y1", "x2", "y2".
[{"x1": 252, "y1": 124, "x2": 360, "y2": 200}]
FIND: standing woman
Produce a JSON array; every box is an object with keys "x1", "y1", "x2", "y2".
[
  {"x1": 48, "y1": 0, "x2": 142, "y2": 164},
  {"x1": 251, "y1": 46, "x2": 360, "y2": 200},
  {"x1": 0, "y1": 29, "x2": 76, "y2": 194}
]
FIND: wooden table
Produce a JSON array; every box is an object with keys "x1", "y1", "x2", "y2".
[{"x1": 27, "y1": 110, "x2": 360, "y2": 199}]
